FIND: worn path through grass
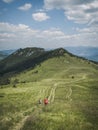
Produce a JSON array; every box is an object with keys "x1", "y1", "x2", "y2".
[
  {"x1": 11, "y1": 75, "x2": 89, "y2": 130},
  {"x1": 0, "y1": 70, "x2": 98, "y2": 130}
]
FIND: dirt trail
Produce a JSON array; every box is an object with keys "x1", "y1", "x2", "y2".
[
  {"x1": 48, "y1": 83, "x2": 57, "y2": 103},
  {"x1": 11, "y1": 76, "x2": 87, "y2": 130},
  {"x1": 66, "y1": 87, "x2": 72, "y2": 100},
  {"x1": 75, "y1": 84, "x2": 88, "y2": 90},
  {"x1": 11, "y1": 106, "x2": 42, "y2": 130},
  {"x1": 12, "y1": 115, "x2": 29, "y2": 130},
  {"x1": 11, "y1": 107, "x2": 33, "y2": 130}
]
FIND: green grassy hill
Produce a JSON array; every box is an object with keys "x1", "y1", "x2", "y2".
[{"x1": 0, "y1": 48, "x2": 98, "y2": 130}]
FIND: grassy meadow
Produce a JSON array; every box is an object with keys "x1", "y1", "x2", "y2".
[{"x1": 0, "y1": 55, "x2": 98, "y2": 130}]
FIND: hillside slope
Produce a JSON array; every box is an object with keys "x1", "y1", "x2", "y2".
[
  {"x1": 0, "y1": 47, "x2": 78, "y2": 76},
  {"x1": 0, "y1": 47, "x2": 45, "y2": 75},
  {"x1": 0, "y1": 48, "x2": 98, "y2": 130},
  {"x1": 1, "y1": 47, "x2": 97, "y2": 76},
  {"x1": 11, "y1": 48, "x2": 98, "y2": 83}
]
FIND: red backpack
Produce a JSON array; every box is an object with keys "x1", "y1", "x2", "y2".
[{"x1": 44, "y1": 98, "x2": 48, "y2": 105}]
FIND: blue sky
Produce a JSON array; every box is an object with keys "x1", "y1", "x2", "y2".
[{"x1": 0, "y1": 0, "x2": 98, "y2": 50}]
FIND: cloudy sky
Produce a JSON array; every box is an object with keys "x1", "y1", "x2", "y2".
[{"x1": 0, "y1": 0, "x2": 98, "y2": 50}]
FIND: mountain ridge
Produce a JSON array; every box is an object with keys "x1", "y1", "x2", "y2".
[
  {"x1": 0, "y1": 47, "x2": 76, "y2": 75},
  {"x1": 0, "y1": 47, "x2": 97, "y2": 78},
  {"x1": 1, "y1": 46, "x2": 98, "y2": 62}
]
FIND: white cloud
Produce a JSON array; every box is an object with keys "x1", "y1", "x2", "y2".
[
  {"x1": 65, "y1": 8, "x2": 91, "y2": 24},
  {"x1": 18, "y1": 3, "x2": 32, "y2": 11},
  {"x1": 44, "y1": 0, "x2": 67, "y2": 10},
  {"x1": 37, "y1": 28, "x2": 65, "y2": 39},
  {"x1": 32, "y1": 12, "x2": 50, "y2": 21},
  {"x1": 0, "y1": 22, "x2": 39, "y2": 50},
  {"x1": 2, "y1": 0, "x2": 13, "y2": 3},
  {"x1": 44, "y1": 0, "x2": 98, "y2": 25},
  {"x1": 0, "y1": 22, "x2": 98, "y2": 50},
  {"x1": 0, "y1": 33, "x2": 15, "y2": 38}
]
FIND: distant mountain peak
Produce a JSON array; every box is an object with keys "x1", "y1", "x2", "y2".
[
  {"x1": 56, "y1": 48, "x2": 66, "y2": 53},
  {"x1": 52, "y1": 48, "x2": 73, "y2": 57},
  {"x1": 12, "y1": 47, "x2": 45, "y2": 57}
]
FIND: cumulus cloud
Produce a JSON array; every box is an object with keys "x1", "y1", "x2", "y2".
[
  {"x1": 2, "y1": 0, "x2": 13, "y2": 3},
  {"x1": 0, "y1": 22, "x2": 98, "y2": 50},
  {"x1": 0, "y1": 22, "x2": 39, "y2": 49},
  {"x1": 37, "y1": 28, "x2": 65, "y2": 39},
  {"x1": 32, "y1": 12, "x2": 50, "y2": 21},
  {"x1": 44, "y1": 0, "x2": 98, "y2": 25},
  {"x1": 18, "y1": 3, "x2": 32, "y2": 11}
]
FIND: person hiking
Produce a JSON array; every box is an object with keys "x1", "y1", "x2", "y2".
[
  {"x1": 44, "y1": 97, "x2": 48, "y2": 105},
  {"x1": 38, "y1": 99, "x2": 42, "y2": 104}
]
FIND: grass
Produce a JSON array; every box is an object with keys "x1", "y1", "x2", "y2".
[{"x1": 0, "y1": 56, "x2": 98, "y2": 130}]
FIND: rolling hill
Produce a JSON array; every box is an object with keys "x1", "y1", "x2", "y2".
[{"x1": 0, "y1": 47, "x2": 98, "y2": 130}]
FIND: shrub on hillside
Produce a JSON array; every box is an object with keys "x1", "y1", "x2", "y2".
[
  {"x1": 0, "y1": 78, "x2": 10, "y2": 85},
  {"x1": 13, "y1": 79, "x2": 19, "y2": 87}
]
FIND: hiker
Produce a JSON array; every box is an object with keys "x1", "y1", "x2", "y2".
[
  {"x1": 44, "y1": 97, "x2": 48, "y2": 105},
  {"x1": 38, "y1": 99, "x2": 42, "y2": 104}
]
